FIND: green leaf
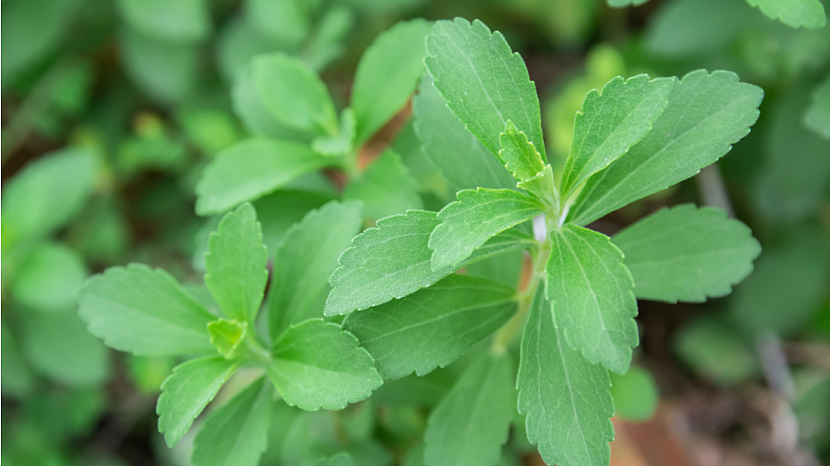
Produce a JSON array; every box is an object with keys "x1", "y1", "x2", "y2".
[
  {"x1": 269, "y1": 201, "x2": 363, "y2": 339},
  {"x1": 268, "y1": 319, "x2": 383, "y2": 410},
  {"x1": 429, "y1": 189, "x2": 545, "y2": 271},
  {"x1": 644, "y1": 0, "x2": 752, "y2": 58},
  {"x1": 301, "y1": 7, "x2": 354, "y2": 72},
  {"x1": 567, "y1": 70, "x2": 764, "y2": 226},
  {"x1": 342, "y1": 274, "x2": 517, "y2": 380},
  {"x1": 22, "y1": 309, "x2": 111, "y2": 387},
  {"x1": 254, "y1": 190, "x2": 336, "y2": 253},
  {"x1": 204, "y1": 203, "x2": 268, "y2": 323},
  {"x1": 178, "y1": 109, "x2": 240, "y2": 156},
  {"x1": 264, "y1": 405, "x2": 341, "y2": 465},
  {"x1": 117, "y1": 0, "x2": 210, "y2": 42},
  {"x1": 612, "y1": 204, "x2": 761, "y2": 303},
  {"x1": 547, "y1": 224, "x2": 638, "y2": 374},
  {"x1": 516, "y1": 165, "x2": 558, "y2": 210},
  {"x1": 413, "y1": 76, "x2": 517, "y2": 193},
  {"x1": 127, "y1": 354, "x2": 175, "y2": 394},
  {"x1": 312, "y1": 108, "x2": 356, "y2": 157},
  {"x1": 424, "y1": 353, "x2": 514, "y2": 466},
  {"x1": 11, "y1": 243, "x2": 87, "y2": 313},
  {"x1": 756, "y1": 78, "x2": 830, "y2": 220},
  {"x1": 195, "y1": 139, "x2": 330, "y2": 216},
  {"x1": 1, "y1": 0, "x2": 78, "y2": 83},
  {"x1": 805, "y1": 75, "x2": 830, "y2": 139},
  {"x1": 216, "y1": 15, "x2": 281, "y2": 83},
  {"x1": 192, "y1": 377, "x2": 272, "y2": 466},
  {"x1": 497, "y1": 120, "x2": 545, "y2": 182},
  {"x1": 560, "y1": 75, "x2": 675, "y2": 200},
  {"x1": 231, "y1": 61, "x2": 312, "y2": 142},
  {"x1": 325, "y1": 210, "x2": 535, "y2": 316},
  {"x1": 745, "y1": 0, "x2": 826, "y2": 29},
  {"x1": 673, "y1": 315, "x2": 758, "y2": 386},
  {"x1": 207, "y1": 319, "x2": 248, "y2": 359},
  {"x1": 246, "y1": 0, "x2": 309, "y2": 47},
  {"x1": 517, "y1": 285, "x2": 614, "y2": 466},
  {"x1": 608, "y1": 0, "x2": 649, "y2": 6},
  {"x1": 609, "y1": 366, "x2": 659, "y2": 422},
  {"x1": 253, "y1": 53, "x2": 338, "y2": 136},
  {"x1": 79, "y1": 264, "x2": 215, "y2": 356},
  {"x1": 314, "y1": 453, "x2": 355, "y2": 466},
  {"x1": 120, "y1": 27, "x2": 199, "y2": 104},
  {"x1": 343, "y1": 150, "x2": 423, "y2": 220},
  {"x1": 425, "y1": 18, "x2": 546, "y2": 160},
  {"x1": 729, "y1": 228, "x2": 829, "y2": 336},
  {"x1": 1, "y1": 148, "x2": 96, "y2": 246},
  {"x1": 1, "y1": 323, "x2": 35, "y2": 398},
  {"x1": 352, "y1": 19, "x2": 432, "y2": 144},
  {"x1": 157, "y1": 356, "x2": 239, "y2": 447}
]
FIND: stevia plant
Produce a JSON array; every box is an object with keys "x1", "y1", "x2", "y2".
[
  {"x1": 78, "y1": 201, "x2": 381, "y2": 466},
  {"x1": 325, "y1": 18, "x2": 765, "y2": 466}
]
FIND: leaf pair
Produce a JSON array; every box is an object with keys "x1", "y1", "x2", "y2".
[
  {"x1": 79, "y1": 201, "x2": 382, "y2": 466},
  {"x1": 196, "y1": 19, "x2": 433, "y2": 216}
]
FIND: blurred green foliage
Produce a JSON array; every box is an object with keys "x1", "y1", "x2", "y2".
[{"x1": 2, "y1": 0, "x2": 829, "y2": 464}]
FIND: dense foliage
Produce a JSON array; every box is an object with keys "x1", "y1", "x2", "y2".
[{"x1": 2, "y1": 1, "x2": 829, "y2": 466}]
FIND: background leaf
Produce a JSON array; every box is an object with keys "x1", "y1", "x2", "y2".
[
  {"x1": 609, "y1": 366, "x2": 659, "y2": 421},
  {"x1": 246, "y1": 0, "x2": 309, "y2": 47},
  {"x1": 745, "y1": 0, "x2": 826, "y2": 29},
  {"x1": 1, "y1": 323, "x2": 35, "y2": 398},
  {"x1": 517, "y1": 285, "x2": 614, "y2": 466},
  {"x1": 253, "y1": 53, "x2": 338, "y2": 136},
  {"x1": 612, "y1": 204, "x2": 761, "y2": 303},
  {"x1": 1, "y1": 0, "x2": 80, "y2": 83},
  {"x1": 268, "y1": 319, "x2": 383, "y2": 410},
  {"x1": 673, "y1": 315, "x2": 759, "y2": 386},
  {"x1": 117, "y1": 0, "x2": 210, "y2": 43},
  {"x1": 230, "y1": 62, "x2": 313, "y2": 141},
  {"x1": 343, "y1": 150, "x2": 423, "y2": 220},
  {"x1": 804, "y1": 75, "x2": 830, "y2": 138},
  {"x1": 119, "y1": 28, "x2": 199, "y2": 104},
  {"x1": 425, "y1": 18, "x2": 546, "y2": 160},
  {"x1": 195, "y1": 139, "x2": 330, "y2": 216},
  {"x1": 547, "y1": 224, "x2": 638, "y2": 374},
  {"x1": 1, "y1": 148, "x2": 97, "y2": 246},
  {"x1": 728, "y1": 227, "x2": 829, "y2": 336},
  {"x1": 568, "y1": 69, "x2": 763, "y2": 225},
  {"x1": 352, "y1": 19, "x2": 432, "y2": 144},
  {"x1": 269, "y1": 201, "x2": 363, "y2": 339},
  {"x1": 22, "y1": 309, "x2": 111, "y2": 388},
  {"x1": 204, "y1": 203, "x2": 268, "y2": 323},
  {"x1": 343, "y1": 274, "x2": 517, "y2": 379},
  {"x1": 11, "y1": 243, "x2": 87, "y2": 313},
  {"x1": 424, "y1": 353, "x2": 514, "y2": 466},
  {"x1": 79, "y1": 264, "x2": 215, "y2": 356},
  {"x1": 314, "y1": 453, "x2": 355, "y2": 466}
]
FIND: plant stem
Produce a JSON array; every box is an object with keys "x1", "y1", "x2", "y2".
[{"x1": 491, "y1": 233, "x2": 550, "y2": 353}]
